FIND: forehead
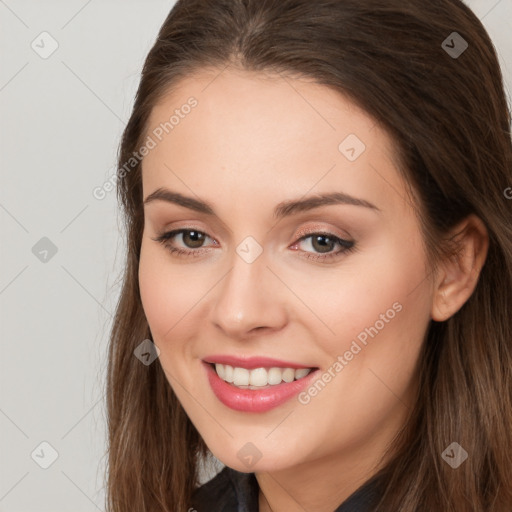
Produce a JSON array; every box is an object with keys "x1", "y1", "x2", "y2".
[{"x1": 141, "y1": 67, "x2": 408, "y2": 220}]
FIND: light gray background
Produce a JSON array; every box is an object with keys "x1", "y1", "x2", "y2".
[{"x1": 0, "y1": 0, "x2": 510, "y2": 510}]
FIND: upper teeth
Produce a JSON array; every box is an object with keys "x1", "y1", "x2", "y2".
[{"x1": 214, "y1": 364, "x2": 312, "y2": 387}]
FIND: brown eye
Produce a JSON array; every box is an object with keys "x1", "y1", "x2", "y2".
[
  {"x1": 291, "y1": 231, "x2": 357, "y2": 262},
  {"x1": 151, "y1": 228, "x2": 216, "y2": 258},
  {"x1": 295, "y1": 232, "x2": 354, "y2": 254},
  {"x1": 181, "y1": 230, "x2": 207, "y2": 248},
  {"x1": 310, "y1": 234, "x2": 337, "y2": 253}
]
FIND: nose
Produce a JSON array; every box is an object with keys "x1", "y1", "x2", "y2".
[{"x1": 210, "y1": 248, "x2": 288, "y2": 340}]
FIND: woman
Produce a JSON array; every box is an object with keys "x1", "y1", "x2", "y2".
[{"x1": 105, "y1": 0, "x2": 512, "y2": 510}]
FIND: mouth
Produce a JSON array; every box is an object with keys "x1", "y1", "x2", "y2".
[
  {"x1": 206, "y1": 362, "x2": 318, "y2": 389},
  {"x1": 202, "y1": 361, "x2": 321, "y2": 413}
]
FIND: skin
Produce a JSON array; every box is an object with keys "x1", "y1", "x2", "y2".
[{"x1": 138, "y1": 67, "x2": 488, "y2": 512}]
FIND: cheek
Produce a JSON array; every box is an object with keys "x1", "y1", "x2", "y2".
[
  {"x1": 286, "y1": 244, "x2": 430, "y2": 453},
  {"x1": 138, "y1": 240, "x2": 201, "y2": 344},
  {"x1": 297, "y1": 230, "x2": 430, "y2": 372}
]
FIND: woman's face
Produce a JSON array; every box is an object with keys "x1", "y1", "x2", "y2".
[{"x1": 138, "y1": 68, "x2": 435, "y2": 474}]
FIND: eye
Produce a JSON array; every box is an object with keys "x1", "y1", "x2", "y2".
[
  {"x1": 151, "y1": 228, "x2": 216, "y2": 258},
  {"x1": 290, "y1": 231, "x2": 356, "y2": 262},
  {"x1": 151, "y1": 228, "x2": 357, "y2": 262}
]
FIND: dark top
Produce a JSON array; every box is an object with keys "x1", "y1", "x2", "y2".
[{"x1": 190, "y1": 466, "x2": 382, "y2": 512}]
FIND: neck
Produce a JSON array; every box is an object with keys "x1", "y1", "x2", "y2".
[{"x1": 259, "y1": 487, "x2": 274, "y2": 512}]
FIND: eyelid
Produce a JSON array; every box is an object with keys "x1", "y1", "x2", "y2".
[
  {"x1": 156, "y1": 223, "x2": 351, "y2": 246},
  {"x1": 152, "y1": 223, "x2": 356, "y2": 261},
  {"x1": 293, "y1": 223, "x2": 352, "y2": 242}
]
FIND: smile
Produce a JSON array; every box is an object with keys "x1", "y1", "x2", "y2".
[
  {"x1": 212, "y1": 363, "x2": 313, "y2": 388},
  {"x1": 202, "y1": 361, "x2": 320, "y2": 413}
]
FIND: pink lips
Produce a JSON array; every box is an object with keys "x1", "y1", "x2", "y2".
[
  {"x1": 203, "y1": 354, "x2": 314, "y2": 370},
  {"x1": 202, "y1": 359, "x2": 319, "y2": 413}
]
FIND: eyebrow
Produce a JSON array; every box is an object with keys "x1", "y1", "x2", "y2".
[{"x1": 143, "y1": 187, "x2": 381, "y2": 219}]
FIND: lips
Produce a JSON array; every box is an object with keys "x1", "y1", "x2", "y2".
[
  {"x1": 202, "y1": 360, "x2": 320, "y2": 413},
  {"x1": 203, "y1": 354, "x2": 315, "y2": 370}
]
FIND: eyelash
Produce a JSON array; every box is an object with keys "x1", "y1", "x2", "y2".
[{"x1": 151, "y1": 227, "x2": 357, "y2": 262}]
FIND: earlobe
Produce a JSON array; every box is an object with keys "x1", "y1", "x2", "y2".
[{"x1": 430, "y1": 214, "x2": 489, "y2": 322}]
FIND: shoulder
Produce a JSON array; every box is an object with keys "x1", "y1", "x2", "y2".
[{"x1": 190, "y1": 465, "x2": 259, "y2": 512}]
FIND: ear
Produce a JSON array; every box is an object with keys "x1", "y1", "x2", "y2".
[{"x1": 431, "y1": 214, "x2": 489, "y2": 322}]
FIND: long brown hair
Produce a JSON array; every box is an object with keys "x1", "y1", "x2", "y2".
[{"x1": 105, "y1": 1, "x2": 512, "y2": 510}]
